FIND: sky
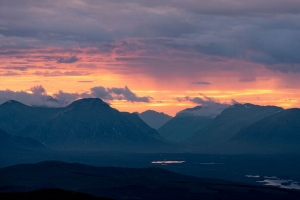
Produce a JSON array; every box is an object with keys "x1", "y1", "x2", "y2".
[{"x1": 0, "y1": 0, "x2": 300, "y2": 116}]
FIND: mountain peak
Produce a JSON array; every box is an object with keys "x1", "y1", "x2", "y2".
[
  {"x1": 66, "y1": 98, "x2": 109, "y2": 109},
  {"x1": 1, "y1": 100, "x2": 27, "y2": 106},
  {"x1": 137, "y1": 110, "x2": 172, "y2": 129}
]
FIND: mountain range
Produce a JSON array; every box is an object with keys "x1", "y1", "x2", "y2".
[
  {"x1": 230, "y1": 108, "x2": 300, "y2": 153},
  {"x1": 136, "y1": 110, "x2": 172, "y2": 129},
  {"x1": 187, "y1": 103, "x2": 284, "y2": 145},
  {"x1": 158, "y1": 106, "x2": 213, "y2": 142},
  {"x1": 0, "y1": 98, "x2": 168, "y2": 151},
  {"x1": 1, "y1": 99, "x2": 300, "y2": 154}
]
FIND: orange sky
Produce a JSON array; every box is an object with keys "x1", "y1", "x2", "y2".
[
  {"x1": 1, "y1": 1, "x2": 300, "y2": 116},
  {"x1": 1, "y1": 47, "x2": 299, "y2": 116}
]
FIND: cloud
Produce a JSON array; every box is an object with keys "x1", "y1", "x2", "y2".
[
  {"x1": 3, "y1": 66, "x2": 29, "y2": 71},
  {"x1": 0, "y1": 71, "x2": 20, "y2": 76},
  {"x1": 0, "y1": 85, "x2": 153, "y2": 107},
  {"x1": 91, "y1": 86, "x2": 113, "y2": 100},
  {"x1": 34, "y1": 71, "x2": 88, "y2": 76},
  {"x1": 57, "y1": 56, "x2": 80, "y2": 63},
  {"x1": 0, "y1": 87, "x2": 64, "y2": 107},
  {"x1": 239, "y1": 77, "x2": 257, "y2": 82},
  {"x1": 78, "y1": 80, "x2": 94, "y2": 83},
  {"x1": 30, "y1": 85, "x2": 46, "y2": 95},
  {"x1": 176, "y1": 94, "x2": 232, "y2": 117},
  {"x1": 76, "y1": 64, "x2": 98, "y2": 68},
  {"x1": 92, "y1": 86, "x2": 152, "y2": 102},
  {"x1": 0, "y1": 0, "x2": 300, "y2": 85},
  {"x1": 191, "y1": 81, "x2": 211, "y2": 85}
]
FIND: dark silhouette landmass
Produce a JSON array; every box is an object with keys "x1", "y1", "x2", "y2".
[
  {"x1": 1, "y1": 161, "x2": 300, "y2": 200},
  {"x1": 0, "y1": 99, "x2": 169, "y2": 152}
]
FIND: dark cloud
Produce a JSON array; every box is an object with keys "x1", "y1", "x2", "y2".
[
  {"x1": 0, "y1": 71, "x2": 20, "y2": 76},
  {"x1": 265, "y1": 64, "x2": 300, "y2": 73},
  {"x1": 92, "y1": 86, "x2": 152, "y2": 102},
  {"x1": 191, "y1": 81, "x2": 211, "y2": 85},
  {"x1": 0, "y1": 85, "x2": 153, "y2": 107},
  {"x1": 34, "y1": 71, "x2": 88, "y2": 76},
  {"x1": 108, "y1": 86, "x2": 152, "y2": 102},
  {"x1": 91, "y1": 86, "x2": 113, "y2": 100},
  {"x1": 0, "y1": 88, "x2": 65, "y2": 107},
  {"x1": 30, "y1": 85, "x2": 46, "y2": 95},
  {"x1": 3, "y1": 66, "x2": 29, "y2": 71},
  {"x1": 239, "y1": 77, "x2": 257, "y2": 82},
  {"x1": 0, "y1": 0, "x2": 300, "y2": 78},
  {"x1": 53, "y1": 91, "x2": 85, "y2": 105},
  {"x1": 76, "y1": 64, "x2": 98, "y2": 69},
  {"x1": 57, "y1": 56, "x2": 80, "y2": 63}
]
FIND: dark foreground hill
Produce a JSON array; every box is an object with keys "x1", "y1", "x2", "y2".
[
  {"x1": 136, "y1": 110, "x2": 172, "y2": 129},
  {"x1": 0, "y1": 98, "x2": 169, "y2": 152},
  {"x1": 1, "y1": 161, "x2": 300, "y2": 200},
  {"x1": 0, "y1": 188, "x2": 112, "y2": 200}
]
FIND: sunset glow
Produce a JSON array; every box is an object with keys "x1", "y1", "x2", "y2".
[{"x1": 1, "y1": 0, "x2": 300, "y2": 116}]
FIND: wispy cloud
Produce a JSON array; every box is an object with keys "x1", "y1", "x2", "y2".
[
  {"x1": 191, "y1": 81, "x2": 211, "y2": 85},
  {"x1": 57, "y1": 56, "x2": 80, "y2": 63}
]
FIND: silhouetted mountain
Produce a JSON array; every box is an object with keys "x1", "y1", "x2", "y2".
[
  {"x1": 136, "y1": 110, "x2": 172, "y2": 129},
  {"x1": 0, "y1": 98, "x2": 168, "y2": 151},
  {"x1": 187, "y1": 103, "x2": 284, "y2": 147},
  {"x1": 158, "y1": 106, "x2": 213, "y2": 142},
  {"x1": 1, "y1": 161, "x2": 300, "y2": 200},
  {"x1": 0, "y1": 129, "x2": 46, "y2": 151},
  {"x1": 231, "y1": 108, "x2": 300, "y2": 153},
  {"x1": 0, "y1": 100, "x2": 59, "y2": 137}
]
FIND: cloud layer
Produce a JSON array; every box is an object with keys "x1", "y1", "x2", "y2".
[
  {"x1": 176, "y1": 94, "x2": 233, "y2": 117},
  {"x1": 0, "y1": 85, "x2": 152, "y2": 107},
  {"x1": 0, "y1": 0, "x2": 299, "y2": 79}
]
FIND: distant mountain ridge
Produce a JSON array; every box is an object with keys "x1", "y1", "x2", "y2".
[
  {"x1": 230, "y1": 108, "x2": 300, "y2": 153},
  {"x1": 136, "y1": 110, "x2": 172, "y2": 129},
  {"x1": 187, "y1": 103, "x2": 284, "y2": 146},
  {"x1": 158, "y1": 115, "x2": 212, "y2": 142},
  {"x1": 0, "y1": 98, "x2": 168, "y2": 151}
]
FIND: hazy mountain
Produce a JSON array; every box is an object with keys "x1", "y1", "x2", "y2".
[
  {"x1": 1, "y1": 161, "x2": 300, "y2": 200},
  {"x1": 0, "y1": 98, "x2": 167, "y2": 151},
  {"x1": 187, "y1": 103, "x2": 284, "y2": 147},
  {"x1": 231, "y1": 108, "x2": 300, "y2": 153},
  {"x1": 0, "y1": 129, "x2": 46, "y2": 151},
  {"x1": 158, "y1": 106, "x2": 213, "y2": 142},
  {"x1": 136, "y1": 110, "x2": 172, "y2": 129},
  {"x1": 0, "y1": 100, "x2": 60, "y2": 137}
]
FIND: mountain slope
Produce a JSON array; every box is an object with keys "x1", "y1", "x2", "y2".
[
  {"x1": 137, "y1": 110, "x2": 172, "y2": 129},
  {"x1": 188, "y1": 103, "x2": 284, "y2": 146},
  {"x1": 0, "y1": 129, "x2": 46, "y2": 151},
  {"x1": 0, "y1": 100, "x2": 60, "y2": 137},
  {"x1": 231, "y1": 108, "x2": 300, "y2": 153},
  {"x1": 40, "y1": 98, "x2": 165, "y2": 149},
  {"x1": 0, "y1": 98, "x2": 167, "y2": 151},
  {"x1": 158, "y1": 115, "x2": 212, "y2": 142}
]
